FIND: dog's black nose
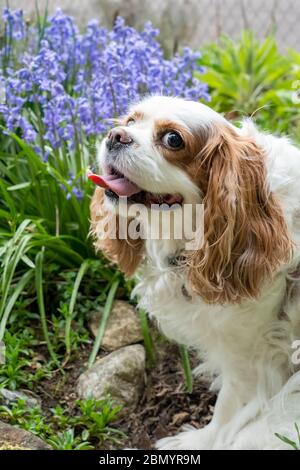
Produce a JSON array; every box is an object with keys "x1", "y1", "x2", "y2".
[{"x1": 106, "y1": 127, "x2": 133, "y2": 151}]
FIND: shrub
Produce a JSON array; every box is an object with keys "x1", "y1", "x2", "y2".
[{"x1": 199, "y1": 31, "x2": 300, "y2": 138}]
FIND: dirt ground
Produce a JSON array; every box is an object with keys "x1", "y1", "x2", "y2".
[
  {"x1": 118, "y1": 342, "x2": 216, "y2": 449},
  {"x1": 35, "y1": 338, "x2": 215, "y2": 450}
]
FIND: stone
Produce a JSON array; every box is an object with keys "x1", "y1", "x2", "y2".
[
  {"x1": 77, "y1": 344, "x2": 145, "y2": 408},
  {"x1": 0, "y1": 388, "x2": 41, "y2": 408},
  {"x1": 0, "y1": 421, "x2": 50, "y2": 450},
  {"x1": 88, "y1": 300, "x2": 143, "y2": 351}
]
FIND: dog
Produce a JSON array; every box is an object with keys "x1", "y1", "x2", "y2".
[{"x1": 90, "y1": 95, "x2": 300, "y2": 449}]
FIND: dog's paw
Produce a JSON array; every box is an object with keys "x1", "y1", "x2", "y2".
[{"x1": 155, "y1": 425, "x2": 215, "y2": 450}]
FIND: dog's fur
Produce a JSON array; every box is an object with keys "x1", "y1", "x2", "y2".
[{"x1": 90, "y1": 96, "x2": 300, "y2": 449}]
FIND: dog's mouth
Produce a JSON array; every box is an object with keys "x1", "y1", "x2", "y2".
[{"x1": 87, "y1": 166, "x2": 183, "y2": 207}]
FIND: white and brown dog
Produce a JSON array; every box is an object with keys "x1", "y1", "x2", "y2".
[{"x1": 90, "y1": 95, "x2": 300, "y2": 450}]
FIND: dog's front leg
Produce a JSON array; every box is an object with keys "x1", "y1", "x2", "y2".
[{"x1": 155, "y1": 377, "x2": 252, "y2": 450}]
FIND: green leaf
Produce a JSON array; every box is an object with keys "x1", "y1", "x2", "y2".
[
  {"x1": 179, "y1": 345, "x2": 193, "y2": 393},
  {"x1": 65, "y1": 259, "x2": 90, "y2": 356},
  {"x1": 88, "y1": 278, "x2": 120, "y2": 368},
  {"x1": 275, "y1": 433, "x2": 299, "y2": 450},
  {"x1": 35, "y1": 249, "x2": 58, "y2": 364},
  {"x1": 7, "y1": 182, "x2": 32, "y2": 191}
]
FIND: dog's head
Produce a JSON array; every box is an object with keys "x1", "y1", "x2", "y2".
[{"x1": 91, "y1": 95, "x2": 292, "y2": 304}]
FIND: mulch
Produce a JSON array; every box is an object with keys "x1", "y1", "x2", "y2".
[
  {"x1": 32, "y1": 335, "x2": 215, "y2": 449},
  {"x1": 117, "y1": 341, "x2": 216, "y2": 449}
]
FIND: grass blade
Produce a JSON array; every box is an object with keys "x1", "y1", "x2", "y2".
[
  {"x1": 179, "y1": 345, "x2": 193, "y2": 393},
  {"x1": 275, "y1": 432, "x2": 299, "y2": 450},
  {"x1": 0, "y1": 269, "x2": 33, "y2": 343},
  {"x1": 0, "y1": 221, "x2": 34, "y2": 317},
  {"x1": 65, "y1": 259, "x2": 90, "y2": 356},
  {"x1": 138, "y1": 308, "x2": 155, "y2": 365},
  {"x1": 295, "y1": 423, "x2": 300, "y2": 447},
  {"x1": 35, "y1": 248, "x2": 58, "y2": 364},
  {"x1": 88, "y1": 278, "x2": 120, "y2": 368}
]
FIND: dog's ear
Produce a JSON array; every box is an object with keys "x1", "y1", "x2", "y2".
[
  {"x1": 90, "y1": 187, "x2": 144, "y2": 277},
  {"x1": 186, "y1": 125, "x2": 293, "y2": 304}
]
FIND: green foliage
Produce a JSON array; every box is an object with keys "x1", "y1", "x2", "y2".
[
  {"x1": 50, "y1": 309, "x2": 90, "y2": 355},
  {"x1": 47, "y1": 429, "x2": 93, "y2": 451},
  {"x1": 0, "y1": 257, "x2": 122, "y2": 393},
  {"x1": 138, "y1": 308, "x2": 156, "y2": 366},
  {"x1": 0, "y1": 396, "x2": 124, "y2": 450},
  {"x1": 200, "y1": 32, "x2": 289, "y2": 115},
  {"x1": 35, "y1": 248, "x2": 58, "y2": 363},
  {"x1": 0, "y1": 135, "x2": 93, "y2": 255},
  {"x1": 72, "y1": 397, "x2": 124, "y2": 444},
  {"x1": 275, "y1": 423, "x2": 300, "y2": 450},
  {"x1": 179, "y1": 345, "x2": 193, "y2": 393},
  {"x1": 199, "y1": 31, "x2": 300, "y2": 138},
  {"x1": 0, "y1": 130, "x2": 122, "y2": 363},
  {"x1": 0, "y1": 330, "x2": 34, "y2": 390},
  {"x1": 0, "y1": 329, "x2": 52, "y2": 390},
  {"x1": 0, "y1": 399, "x2": 51, "y2": 437},
  {"x1": 88, "y1": 278, "x2": 120, "y2": 368}
]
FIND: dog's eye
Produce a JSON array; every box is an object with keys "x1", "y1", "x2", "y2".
[
  {"x1": 126, "y1": 118, "x2": 135, "y2": 126},
  {"x1": 162, "y1": 131, "x2": 183, "y2": 150}
]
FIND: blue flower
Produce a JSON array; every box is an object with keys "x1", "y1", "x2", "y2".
[
  {"x1": 0, "y1": 8, "x2": 209, "y2": 155},
  {"x1": 2, "y1": 8, "x2": 25, "y2": 41}
]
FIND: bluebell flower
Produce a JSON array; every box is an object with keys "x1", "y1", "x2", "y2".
[
  {"x1": 2, "y1": 8, "x2": 25, "y2": 41},
  {"x1": 0, "y1": 7, "x2": 209, "y2": 156},
  {"x1": 60, "y1": 173, "x2": 84, "y2": 200}
]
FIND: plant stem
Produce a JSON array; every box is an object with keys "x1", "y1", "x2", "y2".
[
  {"x1": 138, "y1": 308, "x2": 155, "y2": 365},
  {"x1": 179, "y1": 345, "x2": 193, "y2": 393},
  {"x1": 88, "y1": 277, "x2": 120, "y2": 368},
  {"x1": 35, "y1": 248, "x2": 58, "y2": 364},
  {"x1": 65, "y1": 259, "x2": 90, "y2": 356}
]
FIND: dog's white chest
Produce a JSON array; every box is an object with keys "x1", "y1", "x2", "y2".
[{"x1": 133, "y1": 255, "x2": 215, "y2": 348}]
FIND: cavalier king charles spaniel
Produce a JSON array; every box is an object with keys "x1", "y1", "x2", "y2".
[{"x1": 90, "y1": 95, "x2": 300, "y2": 450}]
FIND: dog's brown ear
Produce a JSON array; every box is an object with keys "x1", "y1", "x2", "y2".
[
  {"x1": 90, "y1": 187, "x2": 144, "y2": 277},
  {"x1": 186, "y1": 125, "x2": 293, "y2": 304}
]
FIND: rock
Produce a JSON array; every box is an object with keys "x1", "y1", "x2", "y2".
[
  {"x1": 77, "y1": 344, "x2": 146, "y2": 408},
  {"x1": 0, "y1": 389, "x2": 41, "y2": 408},
  {"x1": 88, "y1": 300, "x2": 143, "y2": 351},
  {"x1": 0, "y1": 443, "x2": 29, "y2": 450},
  {"x1": 0, "y1": 421, "x2": 50, "y2": 450}
]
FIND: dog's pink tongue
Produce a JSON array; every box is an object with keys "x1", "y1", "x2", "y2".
[
  {"x1": 104, "y1": 175, "x2": 142, "y2": 197},
  {"x1": 87, "y1": 171, "x2": 141, "y2": 197}
]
